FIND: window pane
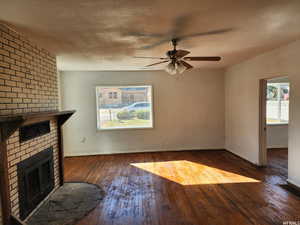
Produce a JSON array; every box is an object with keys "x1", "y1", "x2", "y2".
[
  {"x1": 280, "y1": 100, "x2": 289, "y2": 122},
  {"x1": 267, "y1": 85, "x2": 278, "y2": 100},
  {"x1": 266, "y1": 82, "x2": 289, "y2": 124},
  {"x1": 96, "y1": 86, "x2": 153, "y2": 130},
  {"x1": 280, "y1": 84, "x2": 289, "y2": 100}
]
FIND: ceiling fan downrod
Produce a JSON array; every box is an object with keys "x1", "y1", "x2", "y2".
[{"x1": 171, "y1": 38, "x2": 178, "y2": 50}]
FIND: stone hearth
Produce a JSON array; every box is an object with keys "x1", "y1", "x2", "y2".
[{"x1": 26, "y1": 182, "x2": 104, "y2": 225}]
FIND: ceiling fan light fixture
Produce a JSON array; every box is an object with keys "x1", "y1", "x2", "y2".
[
  {"x1": 138, "y1": 39, "x2": 222, "y2": 75},
  {"x1": 165, "y1": 62, "x2": 177, "y2": 75},
  {"x1": 176, "y1": 61, "x2": 187, "y2": 74}
]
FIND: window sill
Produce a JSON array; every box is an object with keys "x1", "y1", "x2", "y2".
[
  {"x1": 97, "y1": 125, "x2": 154, "y2": 131},
  {"x1": 267, "y1": 123, "x2": 288, "y2": 126}
]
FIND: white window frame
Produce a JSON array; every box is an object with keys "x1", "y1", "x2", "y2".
[{"x1": 96, "y1": 85, "x2": 154, "y2": 130}]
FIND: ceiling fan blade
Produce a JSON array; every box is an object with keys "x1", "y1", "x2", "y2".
[
  {"x1": 138, "y1": 15, "x2": 191, "y2": 49},
  {"x1": 126, "y1": 31, "x2": 165, "y2": 38},
  {"x1": 134, "y1": 56, "x2": 168, "y2": 60},
  {"x1": 175, "y1": 50, "x2": 190, "y2": 58},
  {"x1": 180, "y1": 60, "x2": 193, "y2": 70},
  {"x1": 139, "y1": 38, "x2": 171, "y2": 49},
  {"x1": 178, "y1": 28, "x2": 234, "y2": 41},
  {"x1": 145, "y1": 60, "x2": 170, "y2": 67},
  {"x1": 184, "y1": 56, "x2": 221, "y2": 61}
]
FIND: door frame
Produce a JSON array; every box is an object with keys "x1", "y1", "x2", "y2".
[
  {"x1": 259, "y1": 79, "x2": 268, "y2": 166},
  {"x1": 258, "y1": 75, "x2": 289, "y2": 166}
]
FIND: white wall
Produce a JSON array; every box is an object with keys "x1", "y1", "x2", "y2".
[
  {"x1": 225, "y1": 39, "x2": 300, "y2": 187},
  {"x1": 267, "y1": 125, "x2": 288, "y2": 148},
  {"x1": 60, "y1": 69, "x2": 225, "y2": 156}
]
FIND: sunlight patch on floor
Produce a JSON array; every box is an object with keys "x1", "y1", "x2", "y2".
[{"x1": 131, "y1": 160, "x2": 260, "y2": 185}]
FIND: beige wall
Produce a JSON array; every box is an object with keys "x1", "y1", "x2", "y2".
[
  {"x1": 267, "y1": 125, "x2": 288, "y2": 149},
  {"x1": 60, "y1": 69, "x2": 225, "y2": 156},
  {"x1": 225, "y1": 39, "x2": 300, "y2": 186}
]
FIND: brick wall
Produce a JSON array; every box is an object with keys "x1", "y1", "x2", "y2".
[
  {"x1": 0, "y1": 23, "x2": 58, "y2": 115},
  {"x1": 6, "y1": 119, "x2": 60, "y2": 218},
  {"x1": 0, "y1": 23, "x2": 60, "y2": 223}
]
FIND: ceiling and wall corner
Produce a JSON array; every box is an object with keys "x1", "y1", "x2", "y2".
[
  {"x1": 267, "y1": 77, "x2": 289, "y2": 83},
  {"x1": 1, "y1": 0, "x2": 300, "y2": 71}
]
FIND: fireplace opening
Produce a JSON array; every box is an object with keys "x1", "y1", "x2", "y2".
[{"x1": 17, "y1": 147, "x2": 55, "y2": 220}]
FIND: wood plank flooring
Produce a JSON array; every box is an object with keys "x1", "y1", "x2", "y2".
[{"x1": 64, "y1": 149, "x2": 300, "y2": 225}]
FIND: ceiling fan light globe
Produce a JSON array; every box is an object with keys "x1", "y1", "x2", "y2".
[
  {"x1": 177, "y1": 62, "x2": 186, "y2": 74},
  {"x1": 165, "y1": 62, "x2": 177, "y2": 75},
  {"x1": 169, "y1": 70, "x2": 177, "y2": 75}
]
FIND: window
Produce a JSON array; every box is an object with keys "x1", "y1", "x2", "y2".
[
  {"x1": 113, "y1": 92, "x2": 118, "y2": 99},
  {"x1": 96, "y1": 85, "x2": 153, "y2": 130},
  {"x1": 266, "y1": 82, "x2": 289, "y2": 124}
]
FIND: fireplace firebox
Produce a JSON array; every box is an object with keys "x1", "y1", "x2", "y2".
[{"x1": 17, "y1": 147, "x2": 55, "y2": 220}]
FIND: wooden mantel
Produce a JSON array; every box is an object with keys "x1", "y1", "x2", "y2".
[
  {"x1": 0, "y1": 110, "x2": 75, "y2": 142},
  {"x1": 0, "y1": 110, "x2": 75, "y2": 225}
]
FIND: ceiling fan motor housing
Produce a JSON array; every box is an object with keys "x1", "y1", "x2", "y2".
[{"x1": 166, "y1": 50, "x2": 177, "y2": 59}]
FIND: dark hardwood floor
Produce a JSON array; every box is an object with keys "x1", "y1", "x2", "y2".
[
  {"x1": 64, "y1": 149, "x2": 299, "y2": 225},
  {"x1": 267, "y1": 148, "x2": 288, "y2": 185}
]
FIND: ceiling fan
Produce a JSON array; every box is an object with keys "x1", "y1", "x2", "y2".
[{"x1": 135, "y1": 39, "x2": 221, "y2": 75}]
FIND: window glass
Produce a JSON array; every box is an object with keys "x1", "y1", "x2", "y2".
[
  {"x1": 266, "y1": 82, "x2": 289, "y2": 124},
  {"x1": 113, "y1": 92, "x2": 118, "y2": 99},
  {"x1": 96, "y1": 86, "x2": 153, "y2": 130}
]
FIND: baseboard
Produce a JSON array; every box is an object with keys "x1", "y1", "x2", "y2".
[
  {"x1": 224, "y1": 149, "x2": 261, "y2": 168},
  {"x1": 65, "y1": 147, "x2": 225, "y2": 157},
  {"x1": 267, "y1": 147, "x2": 288, "y2": 151},
  {"x1": 287, "y1": 179, "x2": 300, "y2": 193},
  {"x1": 65, "y1": 148, "x2": 264, "y2": 169}
]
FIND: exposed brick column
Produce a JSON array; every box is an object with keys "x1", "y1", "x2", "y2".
[{"x1": 0, "y1": 23, "x2": 58, "y2": 116}]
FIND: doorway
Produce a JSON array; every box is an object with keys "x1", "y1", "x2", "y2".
[{"x1": 259, "y1": 77, "x2": 289, "y2": 177}]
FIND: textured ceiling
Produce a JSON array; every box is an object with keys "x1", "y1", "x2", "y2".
[{"x1": 1, "y1": 0, "x2": 300, "y2": 71}]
